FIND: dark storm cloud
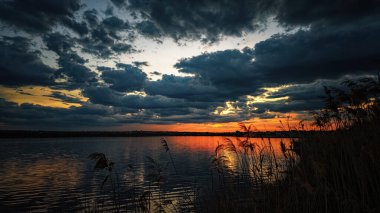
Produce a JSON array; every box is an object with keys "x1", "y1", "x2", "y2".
[
  {"x1": 0, "y1": 98, "x2": 134, "y2": 129},
  {"x1": 122, "y1": 0, "x2": 380, "y2": 43},
  {"x1": 83, "y1": 86, "x2": 214, "y2": 110},
  {"x1": 79, "y1": 10, "x2": 135, "y2": 58},
  {"x1": 174, "y1": 20, "x2": 380, "y2": 99},
  {"x1": 0, "y1": 97, "x2": 250, "y2": 129},
  {"x1": 248, "y1": 75, "x2": 377, "y2": 114},
  {"x1": 165, "y1": 17, "x2": 380, "y2": 115},
  {"x1": 44, "y1": 32, "x2": 75, "y2": 54},
  {"x1": 110, "y1": 0, "x2": 127, "y2": 7},
  {"x1": 100, "y1": 63, "x2": 148, "y2": 92},
  {"x1": 133, "y1": 61, "x2": 149, "y2": 68},
  {"x1": 102, "y1": 16, "x2": 127, "y2": 30},
  {"x1": 111, "y1": 43, "x2": 134, "y2": 54},
  {"x1": 251, "y1": 22, "x2": 380, "y2": 84},
  {"x1": 61, "y1": 17, "x2": 89, "y2": 36},
  {"x1": 267, "y1": 80, "x2": 335, "y2": 102},
  {"x1": 126, "y1": 0, "x2": 275, "y2": 42},
  {"x1": 44, "y1": 33, "x2": 97, "y2": 87},
  {"x1": 0, "y1": 0, "x2": 84, "y2": 34},
  {"x1": 56, "y1": 56, "x2": 97, "y2": 87},
  {"x1": 148, "y1": 107, "x2": 205, "y2": 117},
  {"x1": 83, "y1": 9, "x2": 98, "y2": 27},
  {"x1": 2, "y1": 0, "x2": 380, "y2": 128},
  {"x1": 172, "y1": 48, "x2": 260, "y2": 102},
  {"x1": 147, "y1": 17, "x2": 380, "y2": 111},
  {"x1": 135, "y1": 21, "x2": 162, "y2": 38},
  {"x1": 83, "y1": 86, "x2": 162, "y2": 108},
  {"x1": 275, "y1": 0, "x2": 380, "y2": 27},
  {"x1": 145, "y1": 75, "x2": 224, "y2": 102},
  {"x1": 175, "y1": 49, "x2": 256, "y2": 88},
  {"x1": 0, "y1": 36, "x2": 55, "y2": 86},
  {"x1": 250, "y1": 99, "x2": 324, "y2": 114}
]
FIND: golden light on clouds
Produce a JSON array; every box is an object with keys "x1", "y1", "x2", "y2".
[
  {"x1": 213, "y1": 85, "x2": 291, "y2": 117},
  {"x1": 213, "y1": 101, "x2": 242, "y2": 116},
  {"x1": 0, "y1": 86, "x2": 88, "y2": 108},
  {"x1": 246, "y1": 85, "x2": 291, "y2": 104}
]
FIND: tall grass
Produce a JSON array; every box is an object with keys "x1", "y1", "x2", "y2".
[
  {"x1": 88, "y1": 139, "x2": 197, "y2": 212},
  {"x1": 278, "y1": 75, "x2": 380, "y2": 213},
  {"x1": 201, "y1": 75, "x2": 380, "y2": 212},
  {"x1": 87, "y1": 75, "x2": 380, "y2": 212}
]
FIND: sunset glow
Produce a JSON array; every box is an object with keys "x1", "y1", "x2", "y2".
[
  {"x1": 0, "y1": 0, "x2": 378, "y2": 130},
  {"x1": 0, "y1": 86, "x2": 87, "y2": 108},
  {"x1": 1, "y1": 1, "x2": 379, "y2": 212}
]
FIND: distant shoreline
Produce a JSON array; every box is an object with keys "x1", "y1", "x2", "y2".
[{"x1": 0, "y1": 130, "x2": 322, "y2": 138}]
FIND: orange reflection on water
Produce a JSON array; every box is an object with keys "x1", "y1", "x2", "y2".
[
  {"x1": 161, "y1": 136, "x2": 292, "y2": 157},
  {"x1": 161, "y1": 136, "x2": 293, "y2": 181}
]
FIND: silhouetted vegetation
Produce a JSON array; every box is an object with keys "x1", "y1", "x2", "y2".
[
  {"x1": 87, "y1": 75, "x2": 380, "y2": 212},
  {"x1": 202, "y1": 75, "x2": 380, "y2": 212},
  {"x1": 87, "y1": 140, "x2": 197, "y2": 212}
]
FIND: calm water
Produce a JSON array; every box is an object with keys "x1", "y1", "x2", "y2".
[{"x1": 0, "y1": 136, "x2": 290, "y2": 212}]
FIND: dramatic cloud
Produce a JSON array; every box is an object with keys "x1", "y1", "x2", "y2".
[
  {"x1": 124, "y1": 0, "x2": 380, "y2": 42},
  {"x1": 0, "y1": 0, "x2": 83, "y2": 34},
  {"x1": 174, "y1": 21, "x2": 380, "y2": 99},
  {"x1": 155, "y1": 48, "x2": 261, "y2": 104},
  {"x1": 135, "y1": 21, "x2": 162, "y2": 38},
  {"x1": 110, "y1": 0, "x2": 127, "y2": 7},
  {"x1": 146, "y1": 75, "x2": 228, "y2": 102},
  {"x1": 1, "y1": 0, "x2": 380, "y2": 129},
  {"x1": 133, "y1": 61, "x2": 149, "y2": 68},
  {"x1": 79, "y1": 11, "x2": 135, "y2": 58},
  {"x1": 44, "y1": 33, "x2": 97, "y2": 87},
  {"x1": 251, "y1": 22, "x2": 380, "y2": 84},
  {"x1": 175, "y1": 48, "x2": 257, "y2": 91},
  {"x1": 0, "y1": 36, "x2": 55, "y2": 86},
  {"x1": 0, "y1": 98, "x2": 127, "y2": 129},
  {"x1": 83, "y1": 86, "x2": 213, "y2": 110},
  {"x1": 127, "y1": 0, "x2": 275, "y2": 42},
  {"x1": 276, "y1": 0, "x2": 380, "y2": 27},
  {"x1": 100, "y1": 63, "x2": 148, "y2": 92}
]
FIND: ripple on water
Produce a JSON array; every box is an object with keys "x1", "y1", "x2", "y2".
[{"x1": 0, "y1": 136, "x2": 291, "y2": 212}]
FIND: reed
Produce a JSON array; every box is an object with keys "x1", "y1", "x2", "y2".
[
  {"x1": 201, "y1": 74, "x2": 380, "y2": 212},
  {"x1": 87, "y1": 75, "x2": 380, "y2": 212}
]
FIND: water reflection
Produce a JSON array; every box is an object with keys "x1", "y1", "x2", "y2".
[
  {"x1": 212, "y1": 137, "x2": 293, "y2": 182},
  {"x1": 0, "y1": 136, "x2": 291, "y2": 211},
  {"x1": 0, "y1": 156, "x2": 83, "y2": 211}
]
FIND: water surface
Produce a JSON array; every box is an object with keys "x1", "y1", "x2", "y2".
[{"x1": 0, "y1": 136, "x2": 290, "y2": 212}]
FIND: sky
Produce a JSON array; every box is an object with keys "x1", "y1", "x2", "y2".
[{"x1": 0, "y1": 0, "x2": 379, "y2": 131}]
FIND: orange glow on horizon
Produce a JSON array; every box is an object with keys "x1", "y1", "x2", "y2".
[
  {"x1": 122, "y1": 113, "x2": 313, "y2": 132},
  {"x1": 0, "y1": 86, "x2": 314, "y2": 131}
]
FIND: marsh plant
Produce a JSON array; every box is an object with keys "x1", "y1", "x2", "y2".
[
  {"x1": 203, "y1": 75, "x2": 380, "y2": 213},
  {"x1": 200, "y1": 122, "x2": 298, "y2": 213},
  {"x1": 88, "y1": 138, "x2": 197, "y2": 212},
  {"x1": 210, "y1": 123, "x2": 294, "y2": 186},
  {"x1": 88, "y1": 75, "x2": 380, "y2": 212}
]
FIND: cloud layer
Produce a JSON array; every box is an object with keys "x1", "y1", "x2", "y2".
[{"x1": 0, "y1": 0, "x2": 379, "y2": 129}]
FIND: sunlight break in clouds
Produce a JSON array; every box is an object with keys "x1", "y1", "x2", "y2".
[{"x1": 0, "y1": 0, "x2": 379, "y2": 130}]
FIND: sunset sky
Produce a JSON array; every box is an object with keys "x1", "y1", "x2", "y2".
[{"x1": 0, "y1": 0, "x2": 379, "y2": 131}]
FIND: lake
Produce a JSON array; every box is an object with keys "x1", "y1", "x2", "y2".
[{"x1": 0, "y1": 136, "x2": 291, "y2": 212}]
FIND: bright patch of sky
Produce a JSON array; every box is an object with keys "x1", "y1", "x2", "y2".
[{"x1": 71, "y1": 0, "x2": 286, "y2": 80}]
